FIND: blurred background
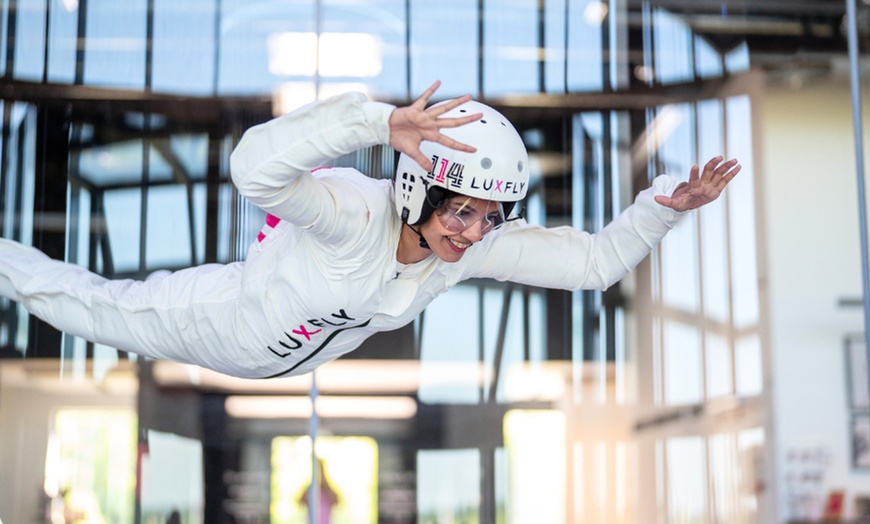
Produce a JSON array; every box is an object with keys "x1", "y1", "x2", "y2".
[{"x1": 0, "y1": 0, "x2": 868, "y2": 522}]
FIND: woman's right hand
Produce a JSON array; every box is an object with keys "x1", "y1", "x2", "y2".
[{"x1": 388, "y1": 80, "x2": 482, "y2": 172}]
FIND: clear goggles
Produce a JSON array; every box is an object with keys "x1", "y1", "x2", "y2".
[{"x1": 434, "y1": 196, "x2": 507, "y2": 234}]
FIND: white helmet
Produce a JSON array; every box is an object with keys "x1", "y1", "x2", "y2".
[{"x1": 394, "y1": 100, "x2": 530, "y2": 225}]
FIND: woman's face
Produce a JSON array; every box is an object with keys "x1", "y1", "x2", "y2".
[{"x1": 419, "y1": 196, "x2": 504, "y2": 263}]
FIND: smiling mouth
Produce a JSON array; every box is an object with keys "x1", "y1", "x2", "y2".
[{"x1": 448, "y1": 238, "x2": 470, "y2": 251}]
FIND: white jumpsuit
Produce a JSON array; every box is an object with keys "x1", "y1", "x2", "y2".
[{"x1": 0, "y1": 92, "x2": 686, "y2": 379}]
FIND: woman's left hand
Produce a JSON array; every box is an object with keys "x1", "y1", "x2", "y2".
[{"x1": 654, "y1": 156, "x2": 741, "y2": 212}]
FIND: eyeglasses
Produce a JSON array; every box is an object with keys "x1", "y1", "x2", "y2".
[{"x1": 434, "y1": 197, "x2": 506, "y2": 234}]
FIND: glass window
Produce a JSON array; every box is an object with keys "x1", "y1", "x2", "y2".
[
  {"x1": 726, "y1": 96, "x2": 759, "y2": 329},
  {"x1": 272, "y1": 436, "x2": 379, "y2": 524},
  {"x1": 663, "y1": 320, "x2": 702, "y2": 405},
  {"x1": 145, "y1": 185, "x2": 194, "y2": 269},
  {"x1": 140, "y1": 431, "x2": 205, "y2": 522},
  {"x1": 661, "y1": 210, "x2": 700, "y2": 313},
  {"x1": 417, "y1": 449, "x2": 480, "y2": 523},
  {"x1": 735, "y1": 335, "x2": 763, "y2": 396},
  {"x1": 45, "y1": 408, "x2": 137, "y2": 524},
  {"x1": 152, "y1": 0, "x2": 217, "y2": 95},
  {"x1": 653, "y1": 8, "x2": 694, "y2": 84},
  {"x1": 706, "y1": 332, "x2": 733, "y2": 399},
  {"x1": 409, "y1": 0, "x2": 478, "y2": 97},
  {"x1": 13, "y1": 0, "x2": 46, "y2": 81},
  {"x1": 666, "y1": 436, "x2": 707, "y2": 523},
  {"x1": 566, "y1": 0, "x2": 604, "y2": 92},
  {"x1": 544, "y1": 0, "x2": 567, "y2": 93},
  {"x1": 504, "y1": 410, "x2": 566, "y2": 522},
  {"x1": 483, "y1": 0, "x2": 539, "y2": 96},
  {"x1": 83, "y1": 0, "x2": 148, "y2": 88},
  {"x1": 47, "y1": 0, "x2": 78, "y2": 83},
  {"x1": 418, "y1": 286, "x2": 482, "y2": 404},
  {"x1": 102, "y1": 188, "x2": 143, "y2": 273},
  {"x1": 0, "y1": 3, "x2": 777, "y2": 523},
  {"x1": 695, "y1": 35, "x2": 724, "y2": 79}
]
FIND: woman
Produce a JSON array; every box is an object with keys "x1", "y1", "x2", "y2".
[{"x1": 0, "y1": 82, "x2": 739, "y2": 379}]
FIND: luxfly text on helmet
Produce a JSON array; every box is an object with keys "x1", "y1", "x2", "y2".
[{"x1": 395, "y1": 100, "x2": 530, "y2": 226}]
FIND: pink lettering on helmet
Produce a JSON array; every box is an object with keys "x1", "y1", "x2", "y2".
[{"x1": 436, "y1": 158, "x2": 448, "y2": 184}]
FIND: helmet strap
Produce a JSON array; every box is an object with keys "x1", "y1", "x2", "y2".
[{"x1": 404, "y1": 222, "x2": 430, "y2": 250}]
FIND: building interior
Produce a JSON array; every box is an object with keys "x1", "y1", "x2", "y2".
[{"x1": 1, "y1": 0, "x2": 869, "y2": 522}]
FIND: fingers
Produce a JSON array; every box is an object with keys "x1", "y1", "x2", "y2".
[
  {"x1": 700, "y1": 155, "x2": 724, "y2": 181},
  {"x1": 437, "y1": 112, "x2": 482, "y2": 129},
  {"x1": 412, "y1": 80, "x2": 442, "y2": 109},
  {"x1": 700, "y1": 156, "x2": 740, "y2": 187},
  {"x1": 712, "y1": 157, "x2": 739, "y2": 176},
  {"x1": 434, "y1": 134, "x2": 477, "y2": 153},
  {"x1": 410, "y1": 149, "x2": 433, "y2": 172},
  {"x1": 428, "y1": 94, "x2": 473, "y2": 117},
  {"x1": 716, "y1": 163, "x2": 741, "y2": 190}
]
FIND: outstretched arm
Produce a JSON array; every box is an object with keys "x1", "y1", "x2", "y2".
[{"x1": 467, "y1": 156, "x2": 740, "y2": 290}]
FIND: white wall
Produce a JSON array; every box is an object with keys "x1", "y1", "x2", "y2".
[{"x1": 762, "y1": 77, "x2": 870, "y2": 520}]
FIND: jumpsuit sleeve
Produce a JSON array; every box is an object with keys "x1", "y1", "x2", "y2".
[
  {"x1": 466, "y1": 175, "x2": 687, "y2": 290},
  {"x1": 229, "y1": 92, "x2": 395, "y2": 240}
]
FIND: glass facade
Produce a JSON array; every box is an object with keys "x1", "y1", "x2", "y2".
[{"x1": 0, "y1": 0, "x2": 867, "y2": 523}]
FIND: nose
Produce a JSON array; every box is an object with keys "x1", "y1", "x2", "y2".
[{"x1": 463, "y1": 219, "x2": 485, "y2": 242}]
